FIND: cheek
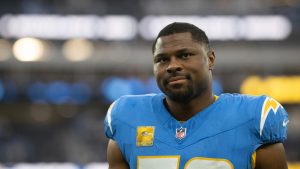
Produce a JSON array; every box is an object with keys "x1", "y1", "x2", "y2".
[
  {"x1": 153, "y1": 66, "x2": 161, "y2": 79},
  {"x1": 153, "y1": 67, "x2": 159, "y2": 81},
  {"x1": 190, "y1": 66, "x2": 209, "y2": 82},
  {"x1": 153, "y1": 67, "x2": 165, "y2": 86},
  {"x1": 153, "y1": 65, "x2": 164, "y2": 77}
]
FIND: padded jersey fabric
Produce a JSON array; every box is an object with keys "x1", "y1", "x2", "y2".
[{"x1": 104, "y1": 93, "x2": 288, "y2": 169}]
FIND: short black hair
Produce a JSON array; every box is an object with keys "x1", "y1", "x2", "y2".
[{"x1": 152, "y1": 22, "x2": 210, "y2": 54}]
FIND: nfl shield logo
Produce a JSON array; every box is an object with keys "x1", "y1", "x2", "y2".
[{"x1": 175, "y1": 127, "x2": 187, "y2": 140}]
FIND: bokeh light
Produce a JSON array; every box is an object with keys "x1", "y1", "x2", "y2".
[
  {"x1": 63, "y1": 39, "x2": 94, "y2": 62},
  {"x1": 46, "y1": 81, "x2": 71, "y2": 104},
  {"x1": 13, "y1": 38, "x2": 46, "y2": 62},
  {"x1": 0, "y1": 80, "x2": 5, "y2": 101}
]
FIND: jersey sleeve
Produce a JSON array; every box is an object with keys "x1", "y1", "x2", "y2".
[
  {"x1": 104, "y1": 99, "x2": 121, "y2": 140},
  {"x1": 255, "y1": 96, "x2": 289, "y2": 144}
]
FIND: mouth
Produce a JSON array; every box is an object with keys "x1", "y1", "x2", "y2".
[{"x1": 166, "y1": 76, "x2": 188, "y2": 85}]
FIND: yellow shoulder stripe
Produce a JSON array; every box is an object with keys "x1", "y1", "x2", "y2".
[{"x1": 252, "y1": 151, "x2": 256, "y2": 169}]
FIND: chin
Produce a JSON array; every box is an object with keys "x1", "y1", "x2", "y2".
[{"x1": 166, "y1": 90, "x2": 194, "y2": 103}]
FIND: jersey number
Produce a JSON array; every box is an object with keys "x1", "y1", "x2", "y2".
[{"x1": 138, "y1": 156, "x2": 233, "y2": 169}]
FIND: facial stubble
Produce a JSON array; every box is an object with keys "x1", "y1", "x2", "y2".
[{"x1": 163, "y1": 74, "x2": 209, "y2": 103}]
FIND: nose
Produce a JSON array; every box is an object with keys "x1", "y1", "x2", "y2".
[{"x1": 166, "y1": 57, "x2": 182, "y2": 73}]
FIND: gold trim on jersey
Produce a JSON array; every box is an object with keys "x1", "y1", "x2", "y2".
[
  {"x1": 184, "y1": 157, "x2": 234, "y2": 169},
  {"x1": 252, "y1": 151, "x2": 256, "y2": 169}
]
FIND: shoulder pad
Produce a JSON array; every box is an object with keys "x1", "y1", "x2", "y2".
[{"x1": 256, "y1": 96, "x2": 288, "y2": 143}]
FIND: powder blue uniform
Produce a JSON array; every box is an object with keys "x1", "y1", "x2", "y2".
[{"x1": 104, "y1": 93, "x2": 288, "y2": 169}]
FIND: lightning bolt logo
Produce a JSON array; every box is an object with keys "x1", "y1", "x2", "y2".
[{"x1": 260, "y1": 97, "x2": 281, "y2": 136}]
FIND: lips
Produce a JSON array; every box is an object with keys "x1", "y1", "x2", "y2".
[{"x1": 167, "y1": 76, "x2": 187, "y2": 85}]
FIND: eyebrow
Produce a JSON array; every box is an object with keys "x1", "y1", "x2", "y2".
[
  {"x1": 176, "y1": 48, "x2": 190, "y2": 54},
  {"x1": 154, "y1": 48, "x2": 191, "y2": 58}
]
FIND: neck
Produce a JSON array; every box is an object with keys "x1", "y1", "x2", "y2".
[{"x1": 164, "y1": 91, "x2": 215, "y2": 121}]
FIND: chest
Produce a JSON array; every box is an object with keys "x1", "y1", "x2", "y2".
[{"x1": 118, "y1": 118, "x2": 254, "y2": 169}]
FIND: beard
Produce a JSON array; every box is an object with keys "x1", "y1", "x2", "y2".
[
  {"x1": 165, "y1": 86, "x2": 194, "y2": 102},
  {"x1": 161, "y1": 74, "x2": 209, "y2": 103}
]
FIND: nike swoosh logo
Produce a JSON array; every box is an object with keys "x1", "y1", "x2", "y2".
[{"x1": 282, "y1": 119, "x2": 289, "y2": 127}]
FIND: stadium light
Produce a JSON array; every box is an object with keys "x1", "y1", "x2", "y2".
[
  {"x1": 242, "y1": 15, "x2": 292, "y2": 40},
  {"x1": 139, "y1": 15, "x2": 292, "y2": 41},
  {"x1": 0, "y1": 14, "x2": 292, "y2": 41},
  {"x1": 12, "y1": 38, "x2": 46, "y2": 62},
  {"x1": 101, "y1": 15, "x2": 138, "y2": 40},
  {"x1": 0, "y1": 14, "x2": 138, "y2": 40},
  {"x1": 0, "y1": 80, "x2": 4, "y2": 101},
  {"x1": 63, "y1": 39, "x2": 94, "y2": 62}
]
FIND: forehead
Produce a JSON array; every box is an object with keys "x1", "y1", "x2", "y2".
[{"x1": 154, "y1": 32, "x2": 203, "y2": 56}]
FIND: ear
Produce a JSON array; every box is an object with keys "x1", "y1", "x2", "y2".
[{"x1": 207, "y1": 51, "x2": 215, "y2": 70}]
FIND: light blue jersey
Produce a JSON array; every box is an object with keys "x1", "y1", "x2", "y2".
[{"x1": 104, "y1": 93, "x2": 288, "y2": 169}]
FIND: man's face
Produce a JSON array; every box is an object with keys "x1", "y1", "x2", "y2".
[{"x1": 153, "y1": 32, "x2": 215, "y2": 102}]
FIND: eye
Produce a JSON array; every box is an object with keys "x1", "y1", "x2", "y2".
[
  {"x1": 179, "y1": 53, "x2": 192, "y2": 59},
  {"x1": 155, "y1": 56, "x2": 168, "y2": 64},
  {"x1": 159, "y1": 57, "x2": 168, "y2": 63}
]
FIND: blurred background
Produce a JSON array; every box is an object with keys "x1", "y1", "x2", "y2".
[{"x1": 0, "y1": 0, "x2": 300, "y2": 168}]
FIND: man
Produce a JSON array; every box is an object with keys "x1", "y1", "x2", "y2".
[{"x1": 104, "y1": 22, "x2": 289, "y2": 169}]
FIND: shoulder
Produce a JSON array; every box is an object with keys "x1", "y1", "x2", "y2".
[
  {"x1": 221, "y1": 93, "x2": 265, "y2": 102},
  {"x1": 117, "y1": 93, "x2": 158, "y2": 108},
  {"x1": 222, "y1": 93, "x2": 288, "y2": 143},
  {"x1": 256, "y1": 96, "x2": 288, "y2": 143},
  {"x1": 108, "y1": 93, "x2": 158, "y2": 115},
  {"x1": 223, "y1": 93, "x2": 288, "y2": 143},
  {"x1": 220, "y1": 93, "x2": 266, "y2": 111},
  {"x1": 215, "y1": 93, "x2": 266, "y2": 127},
  {"x1": 104, "y1": 93, "x2": 158, "y2": 139}
]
